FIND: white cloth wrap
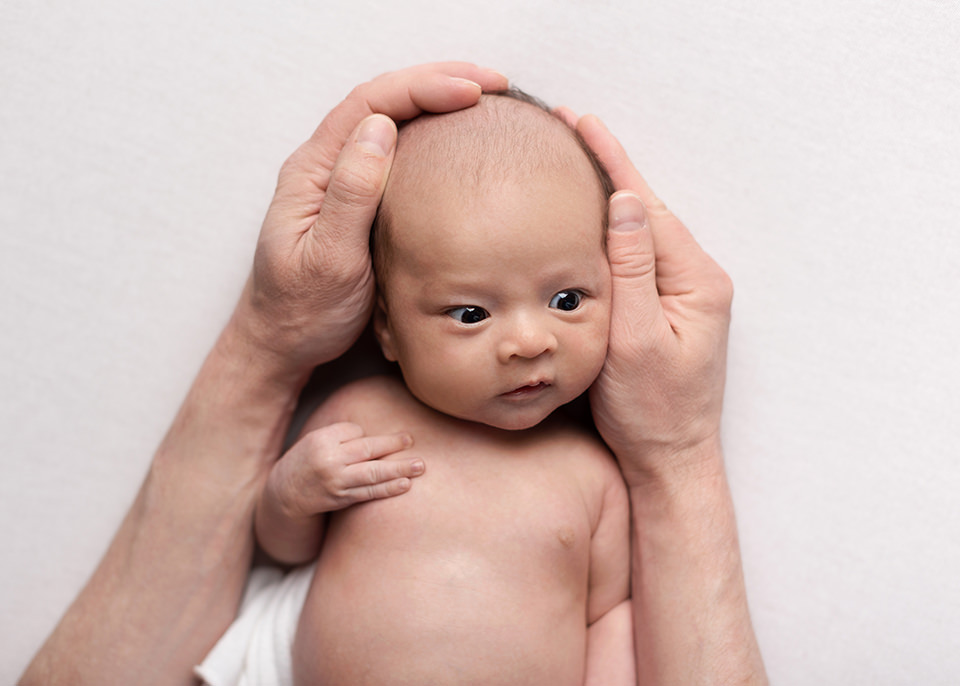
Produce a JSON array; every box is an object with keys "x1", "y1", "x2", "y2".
[{"x1": 194, "y1": 563, "x2": 315, "y2": 686}]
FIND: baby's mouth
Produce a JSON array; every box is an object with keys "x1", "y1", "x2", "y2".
[{"x1": 501, "y1": 381, "x2": 550, "y2": 398}]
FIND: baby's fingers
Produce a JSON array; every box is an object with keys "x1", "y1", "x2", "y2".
[
  {"x1": 340, "y1": 431, "x2": 414, "y2": 464},
  {"x1": 341, "y1": 458, "x2": 426, "y2": 504}
]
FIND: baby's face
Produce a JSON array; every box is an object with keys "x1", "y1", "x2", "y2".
[{"x1": 375, "y1": 162, "x2": 611, "y2": 431}]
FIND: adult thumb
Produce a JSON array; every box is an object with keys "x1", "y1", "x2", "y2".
[
  {"x1": 311, "y1": 114, "x2": 397, "y2": 252},
  {"x1": 606, "y1": 191, "x2": 662, "y2": 325}
]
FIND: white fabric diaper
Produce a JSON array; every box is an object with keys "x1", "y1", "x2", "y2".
[{"x1": 195, "y1": 563, "x2": 315, "y2": 686}]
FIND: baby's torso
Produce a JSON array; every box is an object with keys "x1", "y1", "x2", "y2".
[{"x1": 293, "y1": 375, "x2": 614, "y2": 686}]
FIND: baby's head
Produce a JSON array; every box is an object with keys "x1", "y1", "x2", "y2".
[{"x1": 372, "y1": 90, "x2": 614, "y2": 430}]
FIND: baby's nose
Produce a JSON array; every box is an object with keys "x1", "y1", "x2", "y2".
[{"x1": 497, "y1": 317, "x2": 557, "y2": 362}]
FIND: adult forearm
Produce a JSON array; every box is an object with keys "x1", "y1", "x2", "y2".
[
  {"x1": 21, "y1": 316, "x2": 305, "y2": 686},
  {"x1": 628, "y1": 439, "x2": 767, "y2": 686}
]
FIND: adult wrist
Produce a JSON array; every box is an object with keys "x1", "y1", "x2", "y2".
[
  {"x1": 151, "y1": 309, "x2": 308, "y2": 484},
  {"x1": 222, "y1": 278, "x2": 319, "y2": 391},
  {"x1": 616, "y1": 433, "x2": 728, "y2": 494}
]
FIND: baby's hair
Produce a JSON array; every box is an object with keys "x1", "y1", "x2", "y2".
[
  {"x1": 482, "y1": 88, "x2": 616, "y2": 200},
  {"x1": 371, "y1": 87, "x2": 615, "y2": 286}
]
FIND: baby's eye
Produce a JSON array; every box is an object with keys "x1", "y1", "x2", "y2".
[
  {"x1": 446, "y1": 306, "x2": 489, "y2": 324},
  {"x1": 549, "y1": 290, "x2": 583, "y2": 311}
]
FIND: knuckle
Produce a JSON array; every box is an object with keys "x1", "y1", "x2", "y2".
[
  {"x1": 643, "y1": 193, "x2": 670, "y2": 215},
  {"x1": 302, "y1": 427, "x2": 330, "y2": 449},
  {"x1": 389, "y1": 478, "x2": 411, "y2": 495},
  {"x1": 332, "y1": 421, "x2": 363, "y2": 439},
  {"x1": 308, "y1": 449, "x2": 338, "y2": 476},
  {"x1": 717, "y1": 267, "x2": 734, "y2": 298},
  {"x1": 707, "y1": 264, "x2": 735, "y2": 312},
  {"x1": 343, "y1": 84, "x2": 369, "y2": 111},
  {"x1": 328, "y1": 163, "x2": 381, "y2": 208},
  {"x1": 366, "y1": 462, "x2": 384, "y2": 483},
  {"x1": 347, "y1": 81, "x2": 374, "y2": 102},
  {"x1": 277, "y1": 148, "x2": 306, "y2": 183}
]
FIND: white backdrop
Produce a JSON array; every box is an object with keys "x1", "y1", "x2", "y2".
[{"x1": 2, "y1": 1, "x2": 958, "y2": 683}]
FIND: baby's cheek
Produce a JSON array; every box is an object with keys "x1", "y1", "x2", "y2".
[
  {"x1": 404, "y1": 354, "x2": 472, "y2": 413},
  {"x1": 579, "y1": 327, "x2": 610, "y2": 383}
]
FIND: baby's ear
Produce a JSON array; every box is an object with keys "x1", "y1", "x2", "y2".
[{"x1": 373, "y1": 295, "x2": 399, "y2": 362}]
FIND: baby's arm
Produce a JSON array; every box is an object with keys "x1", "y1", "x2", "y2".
[
  {"x1": 584, "y1": 460, "x2": 635, "y2": 686},
  {"x1": 255, "y1": 420, "x2": 423, "y2": 565}
]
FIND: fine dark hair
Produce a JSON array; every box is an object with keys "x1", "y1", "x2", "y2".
[
  {"x1": 371, "y1": 87, "x2": 615, "y2": 285},
  {"x1": 485, "y1": 87, "x2": 615, "y2": 199}
]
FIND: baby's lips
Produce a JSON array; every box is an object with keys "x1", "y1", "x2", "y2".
[{"x1": 501, "y1": 380, "x2": 550, "y2": 396}]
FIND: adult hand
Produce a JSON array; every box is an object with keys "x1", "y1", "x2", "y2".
[
  {"x1": 573, "y1": 113, "x2": 767, "y2": 685},
  {"x1": 19, "y1": 63, "x2": 507, "y2": 686},
  {"x1": 235, "y1": 63, "x2": 508, "y2": 377},
  {"x1": 578, "y1": 115, "x2": 734, "y2": 485}
]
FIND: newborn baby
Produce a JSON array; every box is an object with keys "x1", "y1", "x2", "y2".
[{"x1": 255, "y1": 89, "x2": 633, "y2": 685}]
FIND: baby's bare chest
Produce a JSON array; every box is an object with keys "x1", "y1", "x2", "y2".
[
  {"x1": 296, "y1": 384, "x2": 608, "y2": 684},
  {"x1": 305, "y1": 440, "x2": 598, "y2": 683},
  {"x1": 332, "y1": 438, "x2": 596, "y2": 573}
]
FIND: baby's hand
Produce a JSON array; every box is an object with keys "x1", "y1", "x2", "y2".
[
  {"x1": 256, "y1": 422, "x2": 423, "y2": 564},
  {"x1": 265, "y1": 422, "x2": 423, "y2": 519}
]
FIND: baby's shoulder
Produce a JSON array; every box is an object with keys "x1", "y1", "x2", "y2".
[
  {"x1": 539, "y1": 420, "x2": 622, "y2": 484},
  {"x1": 302, "y1": 374, "x2": 416, "y2": 433},
  {"x1": 324, "y1": 373, "x2": 409, "y2": 408},
  {"x1": 541, "y1": 417, "x2": 608, "y2": 458}
]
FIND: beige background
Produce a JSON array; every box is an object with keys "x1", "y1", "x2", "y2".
[{"x1": 2, "y1": 1, "x2": 958, "y2": 683}]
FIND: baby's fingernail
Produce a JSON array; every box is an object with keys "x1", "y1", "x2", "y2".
[
  {"x1": 402, "y1": 433, "x2": 414, "y2": 447},
  {"x1": 609, "y1": 191, "x2": 647, "y2": 232},
  {"x1": 411, "y1": 460, "x2": 425, "y2": 474},
  {"x1": 357, "y1": 114, "x2": 396, "y2": 157}
]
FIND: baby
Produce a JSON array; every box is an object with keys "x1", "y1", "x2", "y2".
[{"x1": 255, "y1": 90, "x2": 633, "y2": 685}]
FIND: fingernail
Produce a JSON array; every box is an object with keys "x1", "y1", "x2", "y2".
[
  {"x1": 411, "y1": 460, "x2": 425, "y2": 474},
  {"x1": 483, "y1": 68, "x2": 509, "y2": 85},
  {"x1": 357, "y1": 114, "x2": 396, "y2": 157},
  {"x1": 402, "y1": 433, "x2": 414, "y2": 447},
  {"x1": 609, "y1": 191, "x2": 647, "y2": 232},
  {"x1": 580, "y1": 113, "x2": 606, "y2": 131},
  {"x1": 451, "y1": 77, "x2": 483, "y2": 93}
]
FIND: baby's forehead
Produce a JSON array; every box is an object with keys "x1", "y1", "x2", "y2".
[
  {"x1": 387, "y1": 94, "x2": 594, "y2": 192},
  {"x1": 372, "y1": 92, "x2": 613, "y2": 286}
]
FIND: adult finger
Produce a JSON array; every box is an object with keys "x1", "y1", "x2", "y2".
[
  {"x1": 308, "y1": 63, "x2": 509, "y2": 173},
  {"x1": 577, "y1": 114, "x2": 658, "y2": 207},
  {"x1": 552, "y1": 105, "x2": 578, "y2": 129},
  {"x1": 308, "y1": 113, "x2": 397, "y2": 253},
  {"x1": 605, "y1": 191, "x2": 666, "y2": 337},
  {"x1": 578, "y1": 113, "x2": 718, "y2": 299}
]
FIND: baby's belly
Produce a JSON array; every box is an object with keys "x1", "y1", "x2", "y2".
[{"x1": 293, "y1": 466, "x2": 591, "y2": 685}]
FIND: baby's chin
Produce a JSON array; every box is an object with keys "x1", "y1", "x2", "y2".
[
  {"x1": 479, "y1": 412, "x2": 552, "y2": 432},
  {"x1": 443, "y1": 398, "x2": 572, "y2": 432},
  {"x1": 405, "y1": 377, "x2": 596, "y2": 432}
]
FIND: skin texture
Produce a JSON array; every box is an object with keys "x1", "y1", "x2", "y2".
[
  {"x1": 576, "y1": 113, "x2": 769, "y2": 684},
  {"x1": 375, "y1": 96, "x2": 612, "y2": 431},
  {"x1": 21, "y1": 64, "x2": 766, "y2": 686},
  {"x1": 290, "y1": 377, "x2": 631, "y2": 685},
  {"x1": 19, "y1": 62, "x2": 509, "y2": 686},
  {"x1": 257, "y1": 95, "x2": 635, "y2": 684},
  {"x1": 255, "y1": 421, "x2": 424, "y2": 564}
]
